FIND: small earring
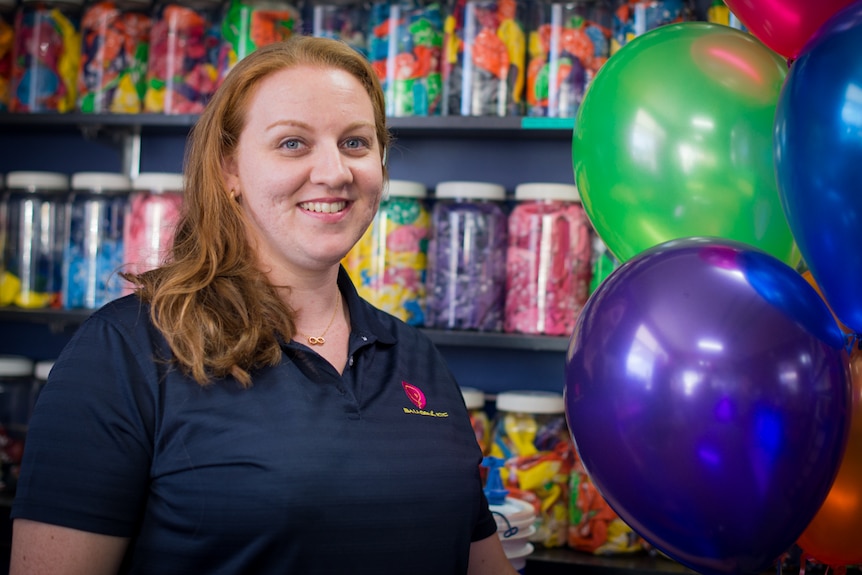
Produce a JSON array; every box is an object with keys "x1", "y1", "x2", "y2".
[
  {"x1": 382, "y1": 147, "x2": 388, "y2": 167},
  {"x1": 230, "y1": 188, "x2": 237, "y2": 200}
]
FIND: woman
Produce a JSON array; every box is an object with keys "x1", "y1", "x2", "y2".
[{"x1": 10, "y1": 37, "x2": 516, "y2": 575}]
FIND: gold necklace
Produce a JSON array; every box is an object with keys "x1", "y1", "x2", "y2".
[{"x1": 296, "y1": 292, "x2": 341, "y2": 346}]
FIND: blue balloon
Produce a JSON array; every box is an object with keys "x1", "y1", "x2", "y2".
[
  {"x1": 565, "y1": 237, "x2": 850, "y2": 575},
  {"x1": 774, "y1": 0, "x2": 862, "y2": 334}
]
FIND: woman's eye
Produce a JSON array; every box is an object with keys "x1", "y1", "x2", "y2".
[
  {"x1": 280, "y1": 139, "x2": 304, "y2": 150},
  {"x1": 344, "y1": 137, "x2": 370, "y2": 150}
]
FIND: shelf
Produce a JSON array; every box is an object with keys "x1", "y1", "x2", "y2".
[
  {"x1": 0, "y1": 112, "x2": 575, "y2": 139},
  {"x1": 526, "y1": 550, "x2": 695, "y2": 575},
  {"x1": 0, "y1": 309, "x2": 570, "y2": 352}
]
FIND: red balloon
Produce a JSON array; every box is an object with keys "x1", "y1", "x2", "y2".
[{"x1": 724, "y1": 0, "x2": 857, "y2": 59}]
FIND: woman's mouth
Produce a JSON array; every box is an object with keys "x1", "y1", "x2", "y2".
[{"x1": 299, "y1": 201, "x2": 347, "y2": 214}]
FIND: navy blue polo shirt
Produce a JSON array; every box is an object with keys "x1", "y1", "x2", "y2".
[{"x1": 12, "y1": 269, "x2": 496, "y2": 574}]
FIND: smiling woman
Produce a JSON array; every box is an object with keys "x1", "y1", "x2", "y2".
[{"x1": 9, "y1": 37, "x2": 518, "y2": 575}]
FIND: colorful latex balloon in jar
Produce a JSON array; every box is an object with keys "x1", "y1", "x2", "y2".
[
  {"x1": 526, "y1": 0, "x2": 611, "y2": 118},
  {"x1": 76, "y1": 0, "x2": 152, "y2": 113},
  {"x1": 143, "y1": 0, "x2": 221, "y2": 114},
  {"x1": 443, "y1": 0, "x2": 527, "y2": 116},
  {"x1": 216, "y1": 0, "x2": 301, "y2": 84},
  {"x1": 368, "y1": 0, "x2": 444, "y2": 117},
  {"x1": 504, "y1": 182, "x2": 592, "y2": 336},
  {"x1": 10, "y1": 0, "x2": 83, "y2": 112},
  {"x1": 343, "y1": 180, "x2": 430, "y2": 326}
]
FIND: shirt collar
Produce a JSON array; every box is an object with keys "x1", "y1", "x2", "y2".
[{"x1": 337, "y1": 266, "x2": 397, "y2": 347}]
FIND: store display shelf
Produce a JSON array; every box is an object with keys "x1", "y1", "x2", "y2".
[
  {"x1": 0, "y1": 309, "x2": 570, "y2": 352},
  {"x1": 526, "y1": 550, "x2": 694, "y2": 575},
  {"x1": 0, "y1": 112, "x2": 575, "y2": 139}
]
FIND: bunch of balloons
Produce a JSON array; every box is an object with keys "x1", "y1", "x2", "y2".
[{"x1": 567, "y1": 1, "x2": 862, "y2": 573}]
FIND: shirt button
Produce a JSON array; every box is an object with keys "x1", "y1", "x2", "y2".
[
  {"x1": 361, "y1": 336, "x2": 367, "y2": 342},
  {"x1": 348, "y1": 356, "x2": 354, "y2": 367}
]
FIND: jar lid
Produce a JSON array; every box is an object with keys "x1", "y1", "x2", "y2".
[
  {"x1": 34, "y1": 360, "x2": 55, "y2": 381},
  {"x1": 435, "y1": 181, "x2": 505, "y2": 201},
  {"x1": 460, "y1": 387, "x2": 485, "y2": 410},
  {"x1": 5, "y1": 171, "x2": 69, "y2": 191},
  {"x1": 515, "y1": 182, "x2": 580, "y2": 202},
  {"x1": 0, "y1": 355, "x2": 34, "y2": 377},
  {"x1": 387, "y1": 179, "x2": 426, "y2": 199},
  {"x1": 71, "y1": 172, "x2": 132, "y2": 192},
  {"x1": 133, "y1": 172, "x2": 184, "y2": 193},
  {"x1": 496, "y1": 390, "x2": 565, "y2": 414}
]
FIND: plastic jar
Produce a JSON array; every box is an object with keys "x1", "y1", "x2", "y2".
[
  {"x1": 526, "y1": 0, "x2": 611, "y2": 118},
  {"x1": 217, "y1": 0, "x2": 301, "y2": 83},
  {"x1": 426, "y1": 181, "x2": 507, "y2": 331},
  {"x1": 143, "y1": 0, "x2": 221, "y2": 114},
  {"x1": 504, "y1": 182, "x2": 592, "y2": 336},
  {"x1": 611, "y1": 0, "x2": 690, "y2": 55},
  {"x1": 76, "y1": 0, "x2": 152, "y2": 113},
  {"x1": 442, "y1": 0, "x2": 527, "y2": 117},
  {"x1": 0, "y1": 355, "x2": 34, "y2": 493},
  {"x1": 310, "y1": 0, "x2": 368, "y2": 57},
  {"x1": 1, "y1": 171, "x2": 68, "y2": 309},
  {"x1": 490, "y1": 390, "x2": 572, "y2": 548},
  {"x1": 343, "y1": 179, "x2": 430, "y2": 326},
  {"x1": 0, "y1": 0, "x2": 15, "y2": 112},
  {"x1": 367, "y1": 0, "x2": 444, "y2": 117},
  {"x1": 460, "y1": 386, "x2": 490, "y2": 453},
  {"x1": 10, "y1": 0, "x2": 84, "y2": 112},
  {"x1": 64, "y1": 171, "x2": 130, "y2": 309},
  {"x1": 123, "y1": 171, "x2": 183, "y2": 285}
]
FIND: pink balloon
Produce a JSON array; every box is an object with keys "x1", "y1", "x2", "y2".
[{"x1": 725, "y1": 0, "x2": 857, "y2": 58}]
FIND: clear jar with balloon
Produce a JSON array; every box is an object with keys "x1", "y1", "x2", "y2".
[
  {"x1": 76, "y1": 0, "x2": 152, "y2": 113},
  {"x1": 425, "y1": 180, "x2": 507, "y2": 331},
  {"x1": 504, "y1": 182, "x2": 592, "y2": 336},
  {"x1": 216, "y1": 0, "x2": 302, "y2": 84},
  {"x1": 10, "y1": 0, "x2": 83, "y2": 112},
  {"x1": 525, "y1": 0, "x2": 611, "y2": 118},
  {"x1": 0, "y1": 0, "x2": 15, "y2": 111},
  {"x1": 143, "y1": 0, "x2": 221, "y2": 114},
  {"x1": 367, "y1": 0, "x2": 444, "y2": 117},
  {"x1": 342, "y1": 179, "x2": 430, "y2": 326},
  {"x1": 442, "y1": 0, "x2": 528, "y2": 117}
]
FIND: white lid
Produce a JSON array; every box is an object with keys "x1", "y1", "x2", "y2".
[
  {"x1": 435, "y1": 181, "x2": 505, "y2": 201},
  {"x1": 6, "y1": 171, "x2": 69, "y2": 191},
  {"x1": 460, "y1": 387, "x2": 485, "y2": 410},
  {"x1": 489, "y1": 496, "x2": 537, "y2": 530},
  {"x1": 386, "y1": 179, "x2": 426, "y2": 198},
  {"x1": 0, "y1": 355, "x2": 34, "y2": 377},
  {"x1": 72, "y1": 172, "x2": 132, "y2": 192},
  {"x1": 34, "y1": 360, "x2": 55, "y2": 381},
  {"x1": 496, "y1": 390, "x2": 565, "y2": 414},
  {"x1": 515, "y1": 182, "x2": 580, "y2": 202},
  {"x1": 133, "y1": 172, "x2": 184, "y2": 193}
]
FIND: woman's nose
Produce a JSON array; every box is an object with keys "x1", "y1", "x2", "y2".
[{"x1": 309, "y1": 145, "x2": 353, "y2": 188}]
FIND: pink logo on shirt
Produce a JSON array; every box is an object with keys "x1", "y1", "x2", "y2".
[{"x1": 402, "y1": 381, "x2": 426, "y2": 409}]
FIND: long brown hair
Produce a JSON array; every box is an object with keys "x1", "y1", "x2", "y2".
[{"x1": 125, "y1": 37, "x2": 391, "y2": 387}]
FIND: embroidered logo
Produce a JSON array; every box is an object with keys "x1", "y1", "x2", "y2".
[{"x1": 402, "y1": 381, "x2": 426, "y2": 409}]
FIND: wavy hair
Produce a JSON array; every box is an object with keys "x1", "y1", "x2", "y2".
[{"x1": 124, "y1": 37, "x2": 391, "y2": 387}]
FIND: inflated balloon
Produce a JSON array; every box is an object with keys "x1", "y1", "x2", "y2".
[
  {"x1": 723, "y1": 0, "x2": 856, "y2": 59},
  {"x1": 775, "y1": 1, "x2": 862, "y2": 334},
  {"x1": 802, "y1": 271, "x2": 851, "y2": 335},
  {"x1": 574, "y1": 23, "x2": 798, "y2": 267},
  {"x1": 565, "y1": 237, "x2": 850, "y2": 575},
  {"x1": 797, "y1": 349, "x2": 862, "y2": 566}
]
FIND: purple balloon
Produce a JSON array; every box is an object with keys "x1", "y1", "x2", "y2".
[{"x1": 565, "y1": 237, "x2": 850, "y2": 575}]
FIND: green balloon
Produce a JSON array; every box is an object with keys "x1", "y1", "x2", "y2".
[{"x1": 573, "y1": 22, "x2": 800, "y2": 266}]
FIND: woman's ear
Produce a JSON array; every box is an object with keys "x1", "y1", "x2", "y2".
[{"x1": 222, "y1": 156, "x2": 240, "y2": 200}]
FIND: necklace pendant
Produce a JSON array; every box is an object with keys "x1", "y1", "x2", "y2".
[{"x1": 307, "y1": 336, "x2": 325, "y2": 346}]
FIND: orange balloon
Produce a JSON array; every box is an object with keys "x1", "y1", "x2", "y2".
[
  {"x1": 797, "y1": 349, "x2": 862, "y2": 565},
  {"x1": 802, "y1": 271, "x2": 852, "y2": 334}
]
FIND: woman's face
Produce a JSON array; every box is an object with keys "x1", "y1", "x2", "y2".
[{"x1": 223, "y1": 64, "x2": 384, "y2": 282}]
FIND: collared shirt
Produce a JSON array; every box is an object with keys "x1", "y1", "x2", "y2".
[{"x1": 12, "y1": 269, "x2": 496, "y2": 574}]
